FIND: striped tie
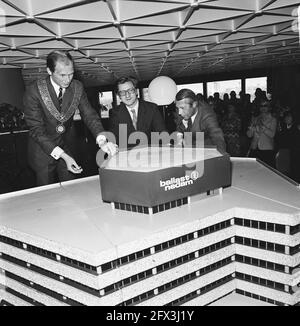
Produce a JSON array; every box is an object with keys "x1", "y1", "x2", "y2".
[
  {"x1": 58, "y1": 87, "x2": 63, "y2": 110},
  {"x1": 131, "y1": 109, "x2": 137, "y2": 130}
]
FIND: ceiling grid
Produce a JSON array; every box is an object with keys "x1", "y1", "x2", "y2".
[{"x1": 0, "y1": 0, "x2": 298, "y2": 86}]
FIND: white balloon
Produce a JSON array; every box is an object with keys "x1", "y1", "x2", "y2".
[{"x1": 148, "y1": 76, "x2": 177, "y2": 106}]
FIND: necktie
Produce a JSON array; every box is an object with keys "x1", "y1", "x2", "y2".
[
  {"x1": 131, "y1": 109, "x2": 137, "y2": 130},
  {"x1": 58, "y1": 87, "x2": 63, "y2": 110},
  {"x1": 186, "y1": 118, "x2": 193, "y2": 132}
]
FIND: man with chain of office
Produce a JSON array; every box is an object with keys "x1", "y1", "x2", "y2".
[{"x1": 23, "y1": 50, "x2": 118, "y2": 186}]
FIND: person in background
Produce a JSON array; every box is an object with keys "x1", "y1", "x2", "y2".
[
  {"x1": 247, "y1": 99, "x2": 277, "y2": 167},
  {"x1": 276, "y1": 111, "x2": 295, "y2": 150},
  {"x1": 196, "y1": 93, "x2": 207, "y2": 105},
  {"x1": 175, "y1": 89, "x2": 226, "y2": 154},
  {"x1": 290, "y1": 118, "x2": 300, "y2": 183},
  {"x1": 23, "y1": 50, "x2": 118, "y2": 186},
  {"x1": 213, "y1": 92, "x2": 225, "y2": 123},
  {"x1": 109, "y1": 76, "x2": 166, "y2": 149},
  {"x1": 229, "y1": 91, "x2": 238, "y2": 106},
  {"x1": 223, "y1": 93, "x2": 230, "y2": 106},
  {"x1": 221, "y1": 104, "x2": 242, "y2": 157}
]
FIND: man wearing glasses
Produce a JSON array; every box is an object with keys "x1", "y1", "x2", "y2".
[{"x1": 109, "y1": 76, "x2": 166, "y2": 148}]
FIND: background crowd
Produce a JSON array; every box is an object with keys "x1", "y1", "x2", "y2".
[{"x1": 200, "y1": 88, "x2": 300, "y2": 183}]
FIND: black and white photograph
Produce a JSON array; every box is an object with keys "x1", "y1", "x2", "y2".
[{"x1": 0, "y1": 0, "x2": 299, "y2": 309}]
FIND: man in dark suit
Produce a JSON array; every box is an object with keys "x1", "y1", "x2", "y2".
[
  {"x1": 109, "y1": 76, "x2": 166, "y2": 149},
  {"x1": 23, "y1": 50, "x2": 118, "y2": 186},
  {"x1": 175, "y1": 89, "x2": 226, "y2": 153}
]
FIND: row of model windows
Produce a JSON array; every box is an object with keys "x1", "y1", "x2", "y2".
[
  {"x1": 159, "y1": 257, "x2": 232, "y2": 298},
  {"x1": 1, "y1": 240, "x2": 231, "y2": 300},
  {"x1": 291, "y1": 224, "x2": 300, "y2": 235},
  {"x1": 167, "y1": 274, "x2": 233, "y2": 306},
  {"x1": 0, "y1": 300, "x2": 13, "y2": 307},
  {"x1": 5, "y1": 287, "x2": 44, "y2": 306},
  {"x1": 235, "y1": 236, "x2": 285, "y2": 254},
  {"x1": 235, "y1": 272, "x2": 286, "y2": 292},
  {"x1": 105, "y1": 239, "x2": 232, "y2": 296},
  {"x1": 1, "y1": 248, "x2": 290, "y2": 305},
  {"x1": 234, "y1": 218, "x2": 286, "y2": 233},
  {"x1": 1, "y1": 253, "x2": 101, "y2": 298},
  {"x1": 101, "y1": 248, "x2": 152, "y2": 273},
  {"x1": 235, "y1": 289, "x2": 285, "y2": 306},
  {"x1": 155, "y1": 220, "x2": 231, "y2": 253},
  {"x1": 235, "y1": 218, "x2": 300, "y2": 236},
  {"x1": 290, "y1": 245, "x2": 300, "y2": 255},
  {"x1": 1, "y1": 249, "x2": 292, "y2": 307},
  {"x1": 0, "y1": 235, "x2": 98, "y2": 275},
  {"x1": 0, "y1": 218, "x2": 231, "y2": 276},
  {"x1": 2, "y1": 244, "x2": 231, "y2": 301},
  {"x1": 114, "y1": 198, "x2": 189, "y2": 214},
  {"x1": 235, "y1": 254, "x2": 286, "y2": 273},
  {"x1": 4, "y1": 271, "x2": 84, "y2": 306},
  {"x1": 1, "y1": 214, "x2": 296, "y2": 278},
  {"x1": 103, "y1": 220, "x2": 232, "y2": 273},
  {"x1": 119, "y1": 257, "x2": 232, "y2": 306}
]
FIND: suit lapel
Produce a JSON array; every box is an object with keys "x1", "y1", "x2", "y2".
[
  {"x1": 62, "y1": 82, "x2": 74, "y2": 114},
  {"x1": 191, "y1": 108, "x2": 202, "y2": 132},
  {"x1": 46, "y1": 77, "x2": 75, "y2": 114},
  {"x1": 120, "y1": 103, "x2": 135, "y2": 129},
  {"x1": 137, "y1": 100, "x2": 146, "y2": 130},
  {"x1": 46, "y1": 77, "x2": 60, "y2": 109}
]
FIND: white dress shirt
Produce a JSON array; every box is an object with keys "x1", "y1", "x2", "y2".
[
  {"x1": 182, "y1": 110, "x2": 197, "y2": 129},
  {"x1": 50, "y1": 78, "x2": 66, "y2": 160},
  {"x1": 126, "y1": 100, "x2": 139, "y2": 123},
  {"x1": 50, "y1": 77, "x2": 66, "y2": 97},
  {"x1": 50, "y1": 78, "x2": 106, "y2": 160}
]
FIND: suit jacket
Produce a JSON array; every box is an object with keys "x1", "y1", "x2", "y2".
[
  {"x1": 177, "y1": 103, "x2": 226, "y2": 153},
  {"x1": 23, "y1": 77, "x2": 104, "y2": 171},
  {"x1": 109, "y1": 99, "x2": 166, "y2": 148}
]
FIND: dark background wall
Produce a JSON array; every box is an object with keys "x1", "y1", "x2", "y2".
[
  {"x1": 0, "y1": 68, "x2": 25, "y2": 109},
  {"x1": 269, "y1": 65, "x2": 300, "y2": 118}
]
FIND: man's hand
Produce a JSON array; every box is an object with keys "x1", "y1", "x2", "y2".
[
  {"x1": 175, "y1": 132, "x2": 184, "y2": 147},
  {"x1": 61, "y1": 152, "x2": 83, "y2": 174},
  {"x1": 100, "y1": 142, "x2": 118, "y2": 156}
]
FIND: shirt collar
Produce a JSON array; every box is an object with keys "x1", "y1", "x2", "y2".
[
  {"x1": 126, "y1": 100, "x2": 139, "y2": 114},
  {"x1": 182, "y1": 109, "x2": 198, "y2": 128},
  {"x1": 50, "y1": 77, "x2": 64, "y2": 96},
  {"x1": 190, "y1": 109, "x2": 198, "y2": 123}
]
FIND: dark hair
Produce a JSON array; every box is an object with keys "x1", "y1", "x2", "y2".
[
  {"x1": 115, "y1": 76, "x2": 138, "y2": 94},
  {"x1": 175, "y1": 89, "x2": 198, "y2": 102},
  {"x1": 47, "y1": 51, "x2": 74, "y2": 73},
  {"x1": 283, "y1": 111, "x2": 293, "y2": 120}
]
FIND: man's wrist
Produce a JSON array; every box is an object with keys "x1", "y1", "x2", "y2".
[{"x1": 51, "y1": 146, "x2": 65, "y2": 160}]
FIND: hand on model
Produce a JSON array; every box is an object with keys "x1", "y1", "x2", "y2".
[
  {"x1": 100, "y1": 141, "x2": 119, "y2": 157},
  {"x1": 175, "y1": 133, "x2": 184, "y2": 147},
  {"x1": 61, "y1": 152, "x2": 83, "y2": 174}
]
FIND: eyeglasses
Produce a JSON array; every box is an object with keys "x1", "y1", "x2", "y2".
[{"x1": 118, "y1": 88, "x2": 136, "y2": 97}]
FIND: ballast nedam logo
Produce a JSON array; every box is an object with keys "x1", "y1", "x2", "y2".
[{"x1": 160, "y1": 172, "x2": 200, "y2": 192}]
